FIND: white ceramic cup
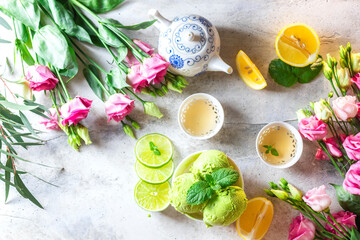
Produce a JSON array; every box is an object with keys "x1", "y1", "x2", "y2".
[
  {"x1": 178, "y1": 93, "x2": 224, "y2": 140},
  {"x1": 255, "y1": 122, "x2": 303, "y2": 168}
]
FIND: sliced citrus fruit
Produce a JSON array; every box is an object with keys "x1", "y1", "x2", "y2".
[
  {"x1": 134, "y1": 180, "x2": 171, "y2": 212},
  {"x1": 275, "y1": 23, "x2": 320, "y2": 67},
  {"x1": 135, "y1": 133, "x2": 173, "y2": 168},
  {"x1": 135, "y1": 159, "x2": 174, "y2": 185},
  {"x1": 236, "y1": 197, "x2": 274, "y2": 240},
  {"x1": 236, "y1": 51, "x2": 267, "y2": 90}
]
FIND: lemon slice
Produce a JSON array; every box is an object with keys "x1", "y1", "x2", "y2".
[
  {"x1": 134, "y1": 180, "x2": 171, "y2": 212},
  {"x1": 236, "y1": 51, "x2": 267, "y2": 90},
  {"x1": 135, "y1": 160, "x2": 174, "y2": 185},
  {"x1": 236, "y1": 197, "x2": 274, "y2": 240},
  {"x1": 135, "y1": 133, "x2": 173, "y2": 168},
  {"x1": 275, "y1": 23, "x2": 320, "y2": 67}
]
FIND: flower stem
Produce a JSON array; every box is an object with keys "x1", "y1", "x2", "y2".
[
  {"x1": 318, "y1": 140, "x2": 345, "y2": 178},
  {"x1": 54, "y1": 68, "x2": 71, "y2": 101},
  {"x1": 328, "y1": 212, "x2": 351, "y2": 238},
  {"x1": 124, "y1": 88, "x2": 144, "y2": 103}
]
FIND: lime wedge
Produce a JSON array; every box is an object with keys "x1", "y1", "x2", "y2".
[
  {"x1": 134, "y1": 180, "x2": 171, "y2": 212},
  {"x1": 135, "y1": 133, "x2": 173, "y2": 168},
  {"x1": 135, "y1": 160, "x2": 174, "y2": 185}
]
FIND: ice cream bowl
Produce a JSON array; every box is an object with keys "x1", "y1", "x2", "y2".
[
  {"x1": 256, "y1": 122, "x2": 303, "y2": 169},
  {"x1": 172, "y1": 151, "x2": 244, "y2": 221},
  {"x1": 178, "y1": 93, "x2": 224, "y2": 140}
]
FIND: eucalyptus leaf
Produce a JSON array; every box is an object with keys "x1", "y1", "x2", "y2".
[
  {"x1": 0, "y1": 101, "x2": 38, "y2": 111},
  {"x1": 0, "y1": 39, "x2": 11, "y2": 43},
  {"x1": 77, "y1": 0, "x2": 125, "y2": 13},
  {"x1": 332, "y1": 184, "x2": 360, "y2": 215},
  {"x1": 14, "y1": 174, "x2": 43, "y2": 208},
  {"x1": 98, "y1": 24, "x2": 123, "y2": 48},
  {"x1": 0, "y1": 15, "x2": 11, "y2": 30},
  {"x1": 83, "y1": 64, "x2": 104, "y2": 100},
  {"x1": 33, "y1": 25, "x2": 74, "y2": 69},
  {"x1": 5, "y1": 156, "x2": 12, "y2": 202},
  {"x1": 19, "y1": 111, "x2": 38, "y2": 137},
  {"x1": 0, "y1": 0, "x2": 40, "y2": 30},
  {"x1": 104, "y1": 19, "x2": 157, "y2": 30}
]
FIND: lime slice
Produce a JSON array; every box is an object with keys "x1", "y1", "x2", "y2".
[
  {"x1": 135, "y1": 133, "x2": 173, "y2": 168},
  {"x1": 134, "y1": 180, "x2": 171, "y2": 212},
  {"x1": 135, "y1": 160, "x2": 174, "y2": 185}
]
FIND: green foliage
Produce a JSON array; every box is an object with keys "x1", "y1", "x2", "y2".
[
  {"x1": 83, "y1": 64, "x2": 104, "y2": 100},
  {"x1": 98, "y1": 24, "x2": 123, "y2": 48},
  {"x1": 332, "y1": 184, "x2": 360, "y2": 215},
  {"x1": 186, "y1": 180, "x2": 214, "y2": 205},
  {"x1": 0, "y1": 0, "x2": 40, "y2": 30},
  {"x1": 105, "y1": 68, "x2": 129, "y2": 93},
  {"x1": 77, "y1": 0, "x2": 125, "y2": 13},
  {"x1": 0, "y1": 15, "x2": 11, "y2": 30},
  {"x1": 102, "y1": 18, "x2": 157, "y2": 30},
  {"x1": 269, "y1": 55, "x2": 323, "y2": 87}
]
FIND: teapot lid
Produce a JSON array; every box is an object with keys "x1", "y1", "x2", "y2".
[{"x1": 160, "y1": 15, "x2": 218, "y2": 60}]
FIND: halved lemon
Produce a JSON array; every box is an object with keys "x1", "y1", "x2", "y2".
[
  {"x1": 275, "y1": 23, "x2": 320, "y2": 67},
  {"x1": 236, "y1": 197, "x2": 274, "y2": 240},
  {"x1": 236, "y1": 50, "x2": 267, "y2": 90}
]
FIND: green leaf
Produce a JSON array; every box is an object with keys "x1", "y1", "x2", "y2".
[
  {"x1": 14, "y1": 174, "x2": 43, "y2": 208},
  {"x1": 149, "y1": 141, "x2": 155, "y2": 151},
  {"x1": 0, "y1": 39, "x2": 11, "y2": 43},
  {"x1": 269, "y1": 56, "x2": 323, "y2": 87},
  {"x1": 186, "y1": 181, "x2": 214, "y2": 205},
  {"x1": 77, "y1": 0, "x2": 125, "y2": 13},
  {"x1": 0, "y1": 15, "x2": 11, "y2": 30},
  {"x1": 293, "y1": 55, "x2": 323, "y2": 84},
  {"x1": 350, "y1": 227, "x2": 360, "y2": 240},
  {"x1": 83, "y1": 64, "x2": 104, "y2": 100},
  {"x1": 117, "y1": 46, "x2": 128, "y2": 62},
  {"x1": 15, "y1": 39, "x2": 34, "y2": 66},
  {"x1": 5, "y1": 156, "x2": 12, "y2": 202},
  {"x1": 269, "y1": 59, "x2": 298, "y2": 87},
  {"x1": 105, "y1": 68, "x2": 129, "y2": 91},
  {"x1": 14, "y1": 19, "x2": 29, "y2": 43},
  {"x1": 0, "y1": 0, "x2": 40, "y2": 30},
  {"x1": 271, "y1": 148, "x2": 279, "y2": 156},
  {"x1": 104, "y1": 19, "x2": 157, "y2": 31},
  {"x1": 0, "y1": 101, "x2": 37, "y2": 111},
  {"x1": 332, "y1": 184, "x2": 360, "y2": 215},
  {"x1": 32, "y1": 25, "x2": 74, "y2": 69},
  {"x1": 98, "y1": 24, "x2": 123, "y2": 48},
  {"x1": 19, "y1": 111, "x2": 38, "y2": 137},
  {"x1": 59, "y1": 46, "x2": 78, "y2": 78},
  {"x1": 212, "y1": 168, "x2": 239, "y2": 188}
]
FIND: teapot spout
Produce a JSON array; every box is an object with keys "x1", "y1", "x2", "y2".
[
  {"x1": 148, "y1": 9, "x2": 171, "y2": 31},
  {"x1": 207, "y1": 55, "x2": 233, "y2": 74}
]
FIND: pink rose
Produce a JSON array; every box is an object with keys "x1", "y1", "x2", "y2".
[
  {"x1": 60, "y1": 97, "x2": 92, "y2": 126},
  {"x1": 303, "y1": 185, "x2": 331, "y2": 212},
  {"x1": 343, "y1": 161, "x2": 360, "y2": 195},
  {"x1": 315, "y1": 148, "x2": 330, "y2": 160},
  {"x1": 105, "y1": 93, "x2": 134, "y2": 122},
  {"x1": 343, "y1": 133, "x2": 360, "y2": 161},
  {"x1": 25, "y1": 65, "x2": 59, "y2": 91},
  {"x1": 127, "y1": 64, "x2": 149, "y2": 93},
  {"x1": 332, "y1": 96, "x2": 358, "y2": 121},
  {"x1": 125, "y1": 39, "x2": 154, "y2": 66},
  {"x1": 324, "y1": 137, "x2": 342, "y2": 157},
  {"x1": 351, "y1": 72, "x2": 360, "y2": 90},
  {"x1": 298, "y1": 116, "x2": 327, "y2": 141},
  {"x1": 325, "y1": 211, "x2": 357, "y2": 237},
  {"x1": 39, "y1": 108, "x2": 60, "y2": 130},
  {"x1": 142, "y1": 54, "x2": 170, "y2": 84},
  {"x1": 289, "y1": 214, "x2": 316, "y2": 240}
]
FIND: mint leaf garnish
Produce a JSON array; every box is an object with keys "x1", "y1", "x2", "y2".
[
  {"x1": 149, "y1": 141, "x2": 161, "y2": 156},
  {"x1": 186, "y1": 181, "x2": 214, "y2": 205},
  {"x1": 269, "y1": 55, "x2": 323, "y2": 87},
  {"x1": 211, "y1": 168, "x2": 239, "y2": 188},
  {"x1": 271, "y1": 148, "x2": 279, "y2": 156}
]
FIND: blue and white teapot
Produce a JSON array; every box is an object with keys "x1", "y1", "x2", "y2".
[{"x1": 148, "y1": 9, "x2": 233, "y2": 77}]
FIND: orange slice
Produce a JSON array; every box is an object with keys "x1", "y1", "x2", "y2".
[
  {"x1": 236, "y1": 50, "x2": 267, "y2": 90},
  {"x1": 275, "y1": 23, "x2": 320, "y2": 67},
  {"x1": 236, "y1": 197, "x2": 274, "y2": 240}
]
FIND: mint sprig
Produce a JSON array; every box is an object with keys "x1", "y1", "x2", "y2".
[
  {"x1": 263, "y1": 145, "x2": 279, "y2": 156},
  {"x1": 149, "y1": 141, "x2": 161, "y2": 155},
  {"x1": 186, "y1": 168, "x2": 240, "y2": 205}
]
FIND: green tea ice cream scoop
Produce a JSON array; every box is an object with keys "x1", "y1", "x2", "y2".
[
  {"x1": 190, "y1": 150, "x2": 230, "y2": 178},
  {"x1": 203, "y1": 186, "x2": 248, "y2": 227}
]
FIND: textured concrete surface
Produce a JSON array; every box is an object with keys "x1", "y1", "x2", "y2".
[{"x1": 0, "y1": 0, "x2": 356, "y2": 239}]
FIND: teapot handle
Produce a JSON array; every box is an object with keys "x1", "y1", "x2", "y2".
[{"x1": 148, "y1": 9, "x2": 171, "y2": 31}]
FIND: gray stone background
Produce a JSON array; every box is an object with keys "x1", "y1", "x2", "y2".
[{"x1": 0, "y1": 0, "x2": 356, "y2": 239}]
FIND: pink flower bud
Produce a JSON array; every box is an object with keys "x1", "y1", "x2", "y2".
[
  {"x1": 142, "y1": 54, "x2": 170, "y2": 85},
  {"x1": 343, "y1": 133, "x2": 360, "y2": 161},
  {"x1": 343, "y1": 161, "x2": 360, "y2": 195},
  {"x1": 25, "y1": 65, "x2": 58, "y2": 91},
  {"x1": 298, "y1": 116, "x2": 327, "y2": 141},
  {"x1": 127, "y1": 64, "x2": 149, "y2": 93},
  {"x1": 124, "y1": 39, "x2": 154, "y2": 66},
  {"x1": 105, "y1": 93, "x2": 134, "y2": 122},
  {"x1": 332, "y1": 96, "x2": 358, "y2": 121},
  {"x1": 60, "y1": 97, "x2": 92, "y2": 126},
  {"x1": 303, "y1": 185, "x2": 331, "y2": 212},
  {"x1": 288, "y1": 214, "x2": 316, "y2": 240},
  {"x1": 39, "y1": 108, "x2": 60, "y2": 130}
]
